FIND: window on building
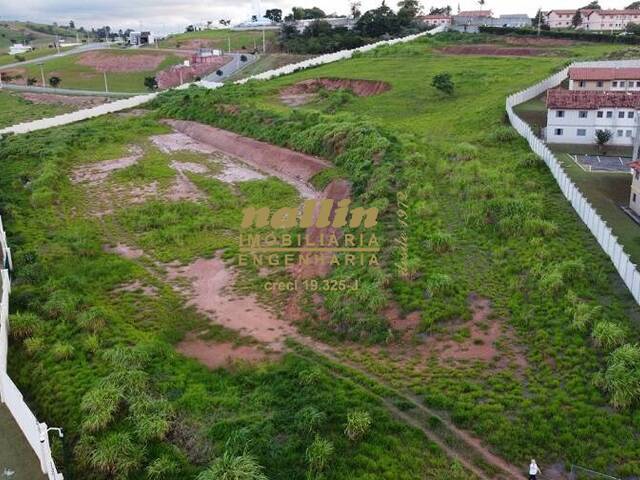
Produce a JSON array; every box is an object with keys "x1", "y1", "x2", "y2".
[
  {"x1": 627, "y1": 130, "x2": 633, "y2": 137},
  {"x1": 637, "y1": 81, "x2": 640, "y2": 87},
  {"x1": 634, "y1": 193, "x2": 637, "y2": 202},
  {"x1": 577, "y1": 128, "x2": 587, "y2": 136},
  {"x1": 579, "y1": 110, "x2": 588, "y2": 118},
  {"x1": 619, "y1": 111, "x2": 626, "y2": 118},
  {"x1": 579, "y1": 80, "x2": 586, "y2": 87},
  {"x1": 630, "y1": 111, "x2": 636, "y2": 118},
  {"x1": 621, "y1": 81, "x2": 627, "y2": 87},
  {"x1": 613, "y1": 81, "x2": 618, "y2": 87},
  {"x1": 607, "y1": 111, "x2": 613, "y2": 118},
  {"x1": 618, "y1": 129, "x2": 624, "y2": 136},
  {"x1": 597, "y1": 81, "x2": 604, "y2": 87},
  {"x1": 554, "y1": 128, "x2": 563, "y2": 136},
  {"x1": 556, "y1": 110, "x2": 565, "y2": 118},
  {"x1": 597, "y1": 111, "x2": 604, "y2": 118}
]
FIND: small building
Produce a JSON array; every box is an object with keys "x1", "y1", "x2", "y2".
[
  {"x1": 419, "y1": 15, "x2": 452, "y2": 27},
  {"x1": 546, "y1": 9, "x2": 584, "y2": 29},
  {"x1": 629, "y1": 161, "x2": 640, "y2": 215},
  {"x1": 545, "y1": 88, "x2": 640, "y2": 145},
  {"x1": 9, "y1": 43, "x2": 32, "y2": 55},
  {"x1": 290, "y1": 17, "x2": 354, "y2": 33},
  {"x1": 569, "y1": 67, "x2": 640, "y2": 91},
  {"x1": 129, "y1": 31, "x2": 154, "y2": 46},
  {"x1": 495, "y1": 14, "x2": 530, "y2": 28}
]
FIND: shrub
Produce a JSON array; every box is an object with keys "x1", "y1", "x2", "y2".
[
  {"x1": 86, "y1": 432, "x2": 144, "y2": 478},
  {"x1": 42, "y1": 290, "x2": 78, "y2": 319},
  {"x1": 594, "y1": 344, "x2": 640, "y2": 409},
  {"x1": 23, "y1": 336, "x2": 44, "y2": 355},
  {"x1": 306, "y1": 436, "x2": 334, "y2": 477},
  {"x1": 450, "y1": 142, "x2": 478, "y2": 162},
  {"x1": 344, "y1": 410, "x2": 372, "y2": 441},
  {"x1": 424, "y1": 231, "x2": 453, "y2": 253},
  {"x1": 519, "y1": 152, "x2": 543, "y2": 168},
  {"x1": 426, "y1": 273, "x2": 454, "y2": 295},
  {"x1": 572, "y1": 303, "x2": 602, "y2": 332},
  {"x1": 51, "y1": 342, "x2": 75, "y2": 360},
  {"x1": 77, "y1": 306, "x2": 109, "y2": 333},
  {"x1": 295, "y1": 406, "x2": 327, "y2": 434},
  {"x1": 197, "y1": 452, "x2": 267, "y2": 480},
  {"x1": 298, "y1": 367, "x2": 323, "y2": 386},
  {"x1": 592, "y1": 321, "x2": 627, "y2": 352},
  {"x1": 9, "y1": 312, "x2": 42, "y2": 339},
  {"x1": 431, "y1": 72, "x2": 454, "y2": 95},
  {"x1": 80, "y1": 384, "x2": 122, "y2": 432},
  {"x1": 487, "y1": 126, "x2": 519, "y2": 144},
  {"x1": 146, "y1": 455, "x2": 180, "y2": 479}
]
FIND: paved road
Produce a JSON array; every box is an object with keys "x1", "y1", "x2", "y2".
[
  {"x1": 0, "y1": 42, "x2": 110, "y2": 71},
  {"x1": 203, "y1": 53, "x2": 258, "y2": 82},
  {"x1": 0, "y1": 405, "x2": 45, "y2": 479}
]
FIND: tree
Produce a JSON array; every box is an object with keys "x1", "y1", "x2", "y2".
[
  {"x1": 572, "y1": 10, "x2": 583, "y2": 28},
  {"x1": 219, "y1": 19, "x2": 231, "y2": 27},
  {"x1": 49, "y1": 76, "x2": 61, "y2": 88},
  {"x1": 595, "y1": 129, "x2": 613, "y2": 152},
  {"x1": 398, "y1": 0, "x2": 423, "y2": 25},
  {"x1": 291, "y1": 6, "x2": 326, "y2": 20},
  {"x1": 351, "y1": 1, "x2": 362, "y2": 19},
  {"x1": 532, "y1": 9, "x2": 549, "y2": 29},
  {"x1": 69, "y1": 20, "x2": 75, "y2": 29},
  {"x1": 431, "y1": 72, "x2": 454, "y2": 95},
  {"x1": 265, "y1": 8, "x2": 283, "y2": 22},
  {"x1": 429, "y1": 6, "x2": 452, "y2": 15},
  {"x1": 627, "y1": 1, "x2": 640, "y2": 8},
  {"x1": 344, "y1": 410, "x2": 372, "y2": 441},
  {"x1": 26, "y1": 77, "x2": 37, "y2": 86},
  {"x1": 355, "y1": 3, "x2": 401, "y2": 37},
  {"x1": 626, "y1": 22, "x2": 640, "y2": 33},
  {"x1": 581, "y1": 1, "x2": 601, "y2": 8},
  {"x1": 197, "y1": 452, "x2": 267, "y2": 480},
  {"x1": 144, "y1": 76, "x2": 158, "y2": 90}
]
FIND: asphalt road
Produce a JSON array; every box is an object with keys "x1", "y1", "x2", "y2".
[{"x1": 203, "y1": 52, "x2": 258, "y2": 82}]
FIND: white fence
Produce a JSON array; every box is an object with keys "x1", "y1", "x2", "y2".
[
  {"x1": 507, "y1": 63, "x2": 640, "y2": 304},
  {"x1": 0, "y1": 25, "x2": 446, "y2": 137},
  {"x1": 0, "y1": 218, "x2": 63, "y2": 479}
]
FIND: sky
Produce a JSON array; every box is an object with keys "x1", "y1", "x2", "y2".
[{"x1": 0, "y1": 0, "x2": 638, "y2": 36}]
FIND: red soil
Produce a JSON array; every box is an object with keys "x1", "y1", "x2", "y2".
[
  {"x1": 156, "y1": 57, "x2": 229, "y2": 89},
  {"x1": 282, "y1": 78, "x2": 391, "y2": 97},
  {"x1": 503, "y1": 36, "x2": 573, "y2": 46},
  {"x1": 439, "y1": 45, "x2": 545, "y2": 56},
  {"x1": 76, "y1": 51, "x2": 169, "y2": 72},
  {"x1": 176, "y1": 335, "x2": 277, "y2": 368},
  {"x1": 164, "y1": 119, "x2": 330, "y2": 197},
  {"x1": 19, "y1": 92, "x2": 108, "y2": 107},
  {"x1": 103, "y1": 243, "x2": 144, "y2": 259}
]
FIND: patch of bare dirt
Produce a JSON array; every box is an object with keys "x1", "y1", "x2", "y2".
[
  {"x1": 503, "y1": 35, "x2": 573, "y2": 46},
  {"x1": 112, "y1": 280, "x2": 158, "y2": 297},
  {"x1": 167, "y1": 168, "x2": 207, "y2": 202},
  {"x1": 164, "y1": 119, "x2": 329, "y2": 198},
  {"x1": 104, "y1": 243, "x2": 144, "y2": 259},
  {"x1": 71, "y1": 145, "x2": 143, "y2": 184},
  {"x1": 157, "y1": 57, "x2": 230, "y2": 89},
  {"x1": 176, "y1": 334, "x2": 278, "y2": 369},
  {"x1": 77, "y1": 51, "x2": 167, "y2": 72},
  {"x1": 165, "y1": 254, "x2": 298, "y2": 351},
  {"x1": 384, "y1": 302, "x2": 422, "y2": 340},
  {"x1": 151, "y1": 133, "x2": 217, "y2": 155},
  {"x1": 1, "y1": 68, "x2": 26, "y2": 84},
  {"x1": 282, "y1": 78, "x2": 391, "y2": 97},
  {"x1": 116, "y1": 108, "x2": 150, "y2": 118},
  {"x1": 19, "y1": 92, "x2": 108, "y2": 107},
  {"x1": 439, "y1": 45, "x2": 545, "y2": 56}
]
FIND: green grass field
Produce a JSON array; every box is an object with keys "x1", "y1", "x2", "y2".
[
  {"x1": 0, "y1": 90, "x2": 73, "y2": 127},
  {"x1": 14, "y1": 48, "x2": 184, "y2": 93},
  {"x1": 0, "y1": 21, "x2": 79, "y2": 53},
  {"x1": 159, "y1": 28, "x2": 278, "y2": 53},
  {"x1": 3, "y1": 31, "x2": 640, "y2": 479},
  {"x1": 0, "y1": 45, "x2": 76, "y2": 68}
]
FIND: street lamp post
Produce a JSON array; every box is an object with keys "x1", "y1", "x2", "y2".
[
  {"x1": 103, "y1": 71, "x2": 109, "y2": 93},
  {"x1": 38, "y1": 63, "x2": 45, "y2": 87}
]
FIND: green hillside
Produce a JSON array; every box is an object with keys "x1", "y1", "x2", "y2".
[{"x1": 0, "y1": 20, "x2": 81, "y2": 53}]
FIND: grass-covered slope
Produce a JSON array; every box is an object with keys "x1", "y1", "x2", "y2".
[{"x1": 151, "y1": 32, "x2": 640, "y2": 477}]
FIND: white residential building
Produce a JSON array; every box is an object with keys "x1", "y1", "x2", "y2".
[
  {"x1": 545, "y1": 89, "x2": 640, "y2": 145},
  {"x1": 419, "y1": 15, "x2": 452, "y2": 27},
  {"x1": 9, "y1": 43, "x2": 32, "y2": 55},
  {"x1": 569, "y1": 67, "x2": 640, "y2": 91},
  {"x1": 583, "y1": 9, "x2": 640, "y2": 31},
  {"x1": 545, "y1": 10, "x2": 585, "y2": 28}
]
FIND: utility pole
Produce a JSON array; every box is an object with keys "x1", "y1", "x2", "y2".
[
  {"x1": 103, "y1": 71, "x2": 109, "y2": 93},
  {"x1": 178, "y1": 67, "x2": 183, "y2": 85},
  {"x1": 262, "y1": 29, "x2": 266, "y2": 53},
  {"x1": 537, "y1": 7, "x2": 542, "y2": 36},
  {"x1": 228, "y1": 36, "x2": 231, "y2": 53},
  {"x1": 55, "y1": 35, "x2": 60, "y2": 54},
  {"x1": 38, "y1": 63, "x2": 45, "y2": 87}
]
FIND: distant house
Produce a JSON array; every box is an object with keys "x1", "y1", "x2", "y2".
[
  {"x1": 449, "y1": 10, "x2": 528, "y2": 32},
  {"x1": 9, "y1": 43, "x2": 32, "y2": 55},
  {"x1": 290, "y1": 17, "x2": 354, "y2": 33},
  {"x1": 629, "y1": 161, "x2": 640, "y2": 215},
  {"x1": 569, "y1": 67, "x2": 640, "y2": 91},
  {"x1": 129, "y1": 31, "x2": 154, "y2": 46},
  {"x1": 545, "y1": 88, "x2": 640, "y2": 145},
  {"x1": 546, "y1": 8, "x2": 640, "y2": 30},
  {"x1": 545, "y1": 10, "x2": 584, "y2": 29},
  {"x1": 495, "y1": 14, "x2": 530, "y2": 28},
  {"x1": 419, "y1": 15, "x2": 452, "y2": 27}
]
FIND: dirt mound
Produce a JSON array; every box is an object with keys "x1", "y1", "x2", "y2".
[
  {"x1": 282, "y1": 78, "x2": 391, "y2": 97},
  {"x1": 77, "y1": 52, "x2": 167, "y2": 72},
  {"x1": 503, "y1": 35, "x2": 573, "y2": 46},
  {"x1": 156, "y1": 57, "x2": 229, "y2": 89},
  {"x1": 177, "y1": 335, "x2": 277, "y2": 369},
  {"x1": 19, "y1": 92, "x2": 108, "y2": 107},
  {"x1": 439, "y1": 45, "x2": 545, "y2": 56},
  {"x1": 164, "y1": 119, "x2": 330, "y2": 198}
]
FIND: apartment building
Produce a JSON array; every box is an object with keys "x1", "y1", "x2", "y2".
[
  {"x1": 569, "y1": 67, "x2": 640, "y2": 91},
  {"x1": 545, "y1": 89, "x2": 640, "y2": 145},
  {"x1": 546, "y1": 8, "x2": 640, "y2": 30}
]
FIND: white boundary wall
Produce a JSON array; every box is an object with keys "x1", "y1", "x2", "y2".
[
  {"x1": 0, "y1": 25, "x2": 446, "y2": 478},
  {"x1": 0, "y1": 25, "x2": 446, "y2": 136},
  {"x1": 507, "y1": 61, "x2": 640, "y2": 304},
  {"x1": 0, "y1": 217, "x2": 62, "y2": 479}
]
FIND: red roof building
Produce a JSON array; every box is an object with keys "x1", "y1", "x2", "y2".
[
  {"x1": 569, "y1": 67, "x2": 640, "y2": 81},
  {"x1": 546, "y1": 89, "x2": 640, "y2": 109}
]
